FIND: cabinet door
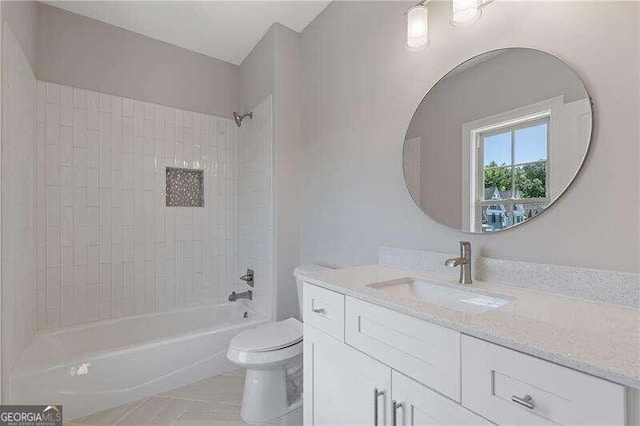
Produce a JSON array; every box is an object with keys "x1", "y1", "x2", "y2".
[
  {"x1": 304, "y1": 324, "x2": 391, "y2": 426},
  {"x1": 392, "y1": 371, "x2": 491, "y2": 426}
]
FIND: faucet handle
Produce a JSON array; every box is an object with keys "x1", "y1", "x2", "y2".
[{"x1": 240, "y1": 269, "x2": 254, "y2": 287}]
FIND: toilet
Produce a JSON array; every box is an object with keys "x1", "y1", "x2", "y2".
[{"x1": 226, "y1": 265, "x2": 330, "y2": 425}]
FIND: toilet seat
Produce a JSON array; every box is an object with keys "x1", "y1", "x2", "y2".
[
  {"x1": 230, "y1": 318, "x2": 302, "y2": 353},
  {"x1": 227, "y1": 318, "x2": 303, "y2": 370}
]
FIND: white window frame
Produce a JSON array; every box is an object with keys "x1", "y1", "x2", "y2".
[
  {"x1": 461, "y1": 96, "x2": 563, "y2": 232},
  {"x1": 476, "y1": 118, "x2": 550, "y2": 231}
]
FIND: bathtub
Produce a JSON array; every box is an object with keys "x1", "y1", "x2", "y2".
[{"x1": 9, "y1": 303, "x2": 266, "y2": 420}]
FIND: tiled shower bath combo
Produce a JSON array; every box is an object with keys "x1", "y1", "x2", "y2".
[{"x1": 7, "y1": 65, "x2": 274, "y2": 416}]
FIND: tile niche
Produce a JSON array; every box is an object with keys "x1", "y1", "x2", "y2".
[{"x1": 166, "y1": 167, "x2": 204, "y2": 207}]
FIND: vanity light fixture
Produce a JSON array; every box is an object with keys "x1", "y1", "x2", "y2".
[
  {"x1": 406, "y1": 3, "x2": 429, "y2": 50},
  {"x1": 407, "y1": 0, "x2": 494, "y2": 50},
  {"x1": 451, "y1": 0, "x2": 494, "y2": 26}
]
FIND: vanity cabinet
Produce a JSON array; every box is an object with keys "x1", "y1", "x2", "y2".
[
  {"x1": 303, "y1": 319, "x2": 486, "y2": 426},
  {"x1": 303, "y1": 324, "x2": 391, "y2": 425},
  {"x1": 302, "y1": 283, "x2": 626, "y2": 426},
  {"x1": 303, "y1": 284, "x2": 487, "y2": 426}
]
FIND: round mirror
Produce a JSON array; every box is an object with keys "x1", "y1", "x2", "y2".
[{"x1": 404, "y1": 48, "x2": 592, "y2": 233}]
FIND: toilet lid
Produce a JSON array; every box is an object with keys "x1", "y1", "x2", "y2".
[{"x1": 230, "y1": 318, "x2": 303, "y2": 352}]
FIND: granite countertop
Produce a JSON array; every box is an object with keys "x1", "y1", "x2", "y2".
[{"x1": 299, "y1": 264, "x2": 640, "y2": 388}]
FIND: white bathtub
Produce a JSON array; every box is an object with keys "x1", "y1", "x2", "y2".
[{"x1": 9, "y1": 303, "x2": 266, "y2": 420}]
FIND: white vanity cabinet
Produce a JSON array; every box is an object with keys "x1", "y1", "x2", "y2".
[
  {"x1": 303, "y1": 282, "x2": 628, "y2": 426},
  {"x1": 303, "y1": 325, "x2": 391, "y2": 425},
  {"x1": 303, "y1": 284, "x2": 489, "y2": 426}
]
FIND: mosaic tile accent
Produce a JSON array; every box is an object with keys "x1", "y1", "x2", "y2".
[{"x1": 166, "y1": 167, "x2": 204, "y2": 207}]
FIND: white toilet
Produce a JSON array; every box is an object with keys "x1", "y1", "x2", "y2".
[{"x1": 226, "y1": 265, "x2": 330, "y2": 425}]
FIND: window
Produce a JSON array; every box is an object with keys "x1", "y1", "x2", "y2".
[{"x1": 475, "y1": 117, "x2": 549, "y2": 232}]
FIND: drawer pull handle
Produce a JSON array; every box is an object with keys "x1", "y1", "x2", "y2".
[
  {"x1": 313, "y1": 308, "x2": 325, "y2": 314},
  {"x1": 373, "y1": 388, "x2": 384, "y2": 426},
  {"x1": 410, "y1": 404, "x2": 415, "y2": 426},
  {"x1": 511, "y1": 394, "x2": 535, "y2": 409},
  {"x1": 392, "y1": 400, "x2": 403, "y2": 426}
]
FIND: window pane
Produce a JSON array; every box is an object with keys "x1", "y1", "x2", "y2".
[
  {"x1": 515, "y1": 122, "x2": 547, "y2": 164},
  {"x1": 513, "y1": 203, "x2": 546, "y2": 225},
  {"x1": 514, "y1": 162, "x2": 546, "y2": 199},
  {"x1": 483, "y1": 166, "x2": 512, "y2": 200},
  {"x1": 483, "y1": 132, "x2": 511, "y2": 167},
  {"x1": 481, "y1": 204, "x2": 510, "y2": 232}
]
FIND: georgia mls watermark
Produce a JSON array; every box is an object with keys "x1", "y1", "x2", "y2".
[{"x1": 0, "y1": 405, "x2": 62, "y2": 426}]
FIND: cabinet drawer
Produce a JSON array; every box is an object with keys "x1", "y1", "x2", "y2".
[
  {"x1": 462, "y1": 335, "x2": 625, "y2": 425},
  {"x1": 345, "y1": 297, "x2": 461, "y2": 401},
  {"x1": 303, "y1": 283, "x2": 345, "y2": 341}
]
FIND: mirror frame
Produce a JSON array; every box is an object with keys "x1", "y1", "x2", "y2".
[{"x1": 403, "y1": 47, "x2": 594, "y2": 234}]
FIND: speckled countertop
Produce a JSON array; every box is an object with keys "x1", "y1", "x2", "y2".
[{"x1": 299, "y1": 265, "x2": 640, "y2": 388}]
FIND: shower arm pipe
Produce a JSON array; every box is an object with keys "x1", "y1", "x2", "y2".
[{"x1": 233, "y1": 111, "x2": 253, "y2": 127}]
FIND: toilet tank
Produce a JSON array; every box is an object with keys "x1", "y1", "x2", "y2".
[{"x1": 293, "y1": 265, "x2": 332, "y2": 321}]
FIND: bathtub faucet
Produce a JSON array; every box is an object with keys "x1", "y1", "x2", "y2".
[{"x1": 228, "y1": 290, "x2": 253, "y2": 302}]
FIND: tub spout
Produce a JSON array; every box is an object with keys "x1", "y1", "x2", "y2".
[{"x1": 228, "y1": 290, "x2": 253, "y2": 302}]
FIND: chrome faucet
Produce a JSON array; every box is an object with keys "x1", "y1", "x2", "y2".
[
  {"x1": 445, "y1": 241, "x2": 472, "y2": 284},
  {"x1": 228, "y1": 290, "x2": 253, "y2": 302}
]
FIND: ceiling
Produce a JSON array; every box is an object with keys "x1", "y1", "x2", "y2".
[{"x1": 41, "y1": 1, "x2": 331, "y2": 65}]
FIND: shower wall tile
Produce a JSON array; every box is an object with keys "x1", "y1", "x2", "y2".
[
  {"x1": 2, "y1": 25, "x2": 37, "y2": 380},
  {"x1": 37, "y1": 82, "x2": 240, "y2": 329}
]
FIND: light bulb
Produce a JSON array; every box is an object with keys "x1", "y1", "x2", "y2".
[
  {"x1": 407, "y1": 5, "x2": 429, "y2": 51},
  {"x1": 451, "y1": 0, "x2": 482, "y2": 26}
]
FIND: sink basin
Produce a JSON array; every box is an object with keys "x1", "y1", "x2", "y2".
[{"x1": 367, "y1": 278, "x2": 511, "y2": 314}]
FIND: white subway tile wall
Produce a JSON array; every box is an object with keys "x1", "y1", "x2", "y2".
[
  {"x1": 36, "y1": 82, "x2": 251, "y2": 328},
  {"x1": 238, "y1": 96, "x2": 274, "y2": 319},
  {"x1": 2, "y1": 25, "x2": 37, "y2": 376}
]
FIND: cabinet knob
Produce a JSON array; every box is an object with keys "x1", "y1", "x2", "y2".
[
  {"x1": 312, "y1": 308, "x2": 325, "y2": 314},
  {"x1": 511, "y1": 394, "x2": 535, "y2": 409}
]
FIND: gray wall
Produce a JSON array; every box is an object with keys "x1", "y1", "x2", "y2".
[
  {"x1": 272, "y1": 25, "x2": 302, "y2": 321},
  {"x1": 240, "y1": 23, "x2": 302, "y2": 320},
  {"x1": 0, "y1": 0, "x2": 38, "y2": 402},
  {"x1": 1, "y1": 1, "x2": 37, "y2": 70},
  {"x1": 36, "y1": 3, "x2": 240, "y2": 119},
  {"x1": 240, "y1": 26, "x2": 275, "y2": 112},
  {"x1": 300, "y1": 1, "x2": 639, "y2": 273}
]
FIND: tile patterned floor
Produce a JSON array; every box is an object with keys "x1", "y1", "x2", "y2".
[{"x1": 68, "y1": 370, "x2": 247, "y2": 426}]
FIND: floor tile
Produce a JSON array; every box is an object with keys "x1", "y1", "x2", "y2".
[
  {"x1": 174, "y1": 401, "x2": 245, "y2": 426},
  {"x1": 160, "y1": 374, "x2": 245, "y2": 404},
  {"x1": 71, "y1": 370, "x2": 247, "y2": 425},
  {"x1": 149, "y1": 398, "x2": 194, "y2": 425},
  {"x1": 116, "y1": 397, "x2": 172, "y2": 425},
  {"x1": 73, "y1": 399, "x2": 146, "y2": 425},
  {"x1": 222, "y1": 369, "x2": 245, "y2": 377}
]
